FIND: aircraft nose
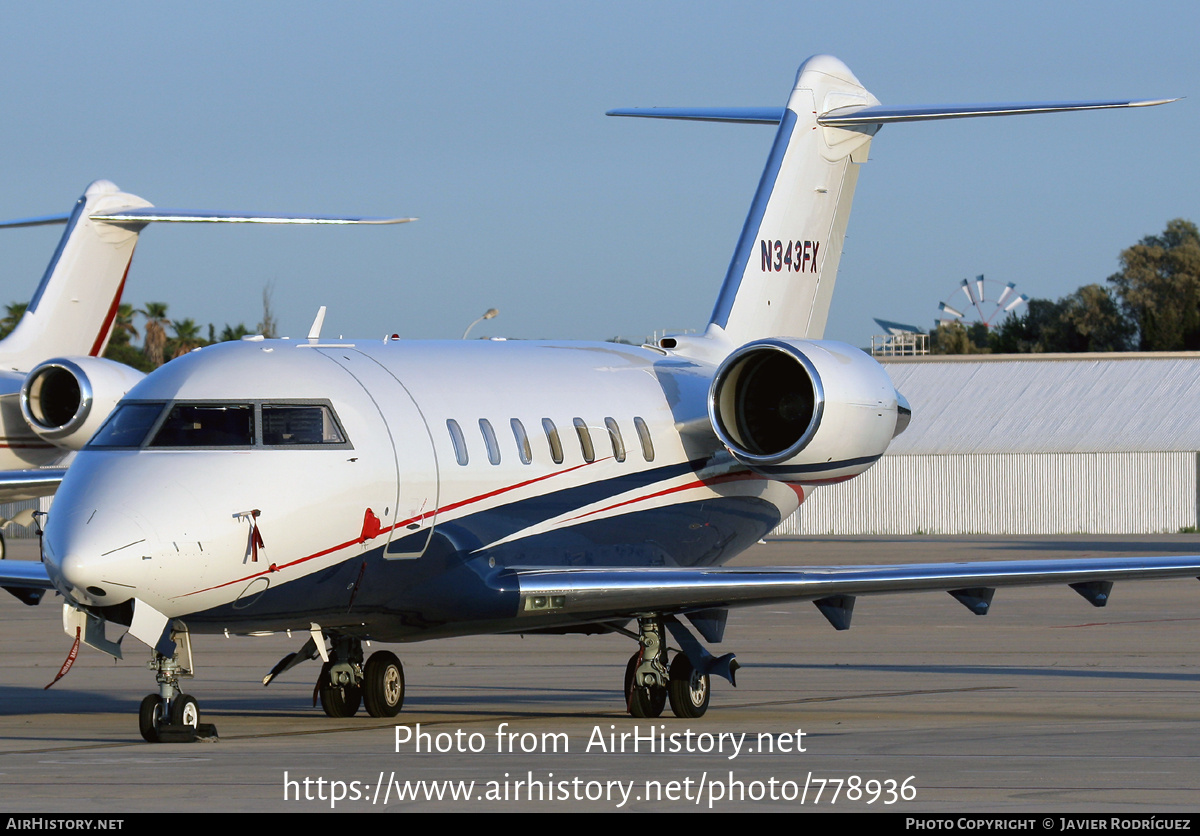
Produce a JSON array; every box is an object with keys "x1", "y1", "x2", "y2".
[{"x1": 43, "y1": 504, "x2": 150, "y2": 608}]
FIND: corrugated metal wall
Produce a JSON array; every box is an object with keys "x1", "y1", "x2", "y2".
[{"x1": 775, "y1": 452, "x2": 1198, "y2": 536}]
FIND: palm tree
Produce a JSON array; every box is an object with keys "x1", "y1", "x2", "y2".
[
  {"x1": 139, "y1": 302, "x2": 170, "y2": 368},
  {"x1": 0, "y1": 302, "x2": 27, "y2": 339},
  {"x1": 108, "y1": 303, "x2": 138, "y2": 347},
  {"x1": 219, "y1": 323, "x2": 252, "y2": 342},
  {"x1": 169, "y1": 318, "x2": 205, "y2": 359}
]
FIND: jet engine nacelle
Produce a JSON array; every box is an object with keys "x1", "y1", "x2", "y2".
[
  {"x1": 708, "y1": 338, "x2": 901, "y2": 482},
  {"x1": 21, "y1": 357, "x2": 146, "y2": 450}
]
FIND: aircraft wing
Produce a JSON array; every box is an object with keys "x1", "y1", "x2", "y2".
[
  {"x1": 0, "y1": 468, "x2": 66, "y2": 502},
  {"x1": 508, "y1": 555, "x2": 1200, "y2": 628},
  {"x1": 0, "y1": 557, "x2": 52, "y2": 606}
]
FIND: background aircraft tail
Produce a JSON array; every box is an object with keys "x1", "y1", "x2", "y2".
[
  {"x1": 0, "y1": 180, "x2": 150, "y2": 371},
  {"x1": 0, "y1": 181, "x2": 414, "y2": 374}
]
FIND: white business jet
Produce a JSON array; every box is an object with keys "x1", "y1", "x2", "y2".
[
  {"x1": 3, "y1": 56, "x2": 1190, "y2": 743},
  {"x1": 0, "y1": 180, "x2": 410, "y2": 531}
]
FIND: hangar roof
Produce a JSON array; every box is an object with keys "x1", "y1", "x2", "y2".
[{"x1": 882, "y1": 352, "x2": 1200, "y2": 454}]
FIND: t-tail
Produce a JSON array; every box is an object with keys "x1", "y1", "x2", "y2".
[
  {"x1": 609, "y1": 54, "x2": 1175, "y2": 348},
  {"x1": 0, "y1": 180, "x2": 414, "y2": 373},
  {"x1": 0, "y1": 180, "x2": 149, "y2": 370}
]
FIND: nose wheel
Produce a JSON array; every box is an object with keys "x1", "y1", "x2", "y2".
[{"x1": 138, "y1": 692, "x2": 206, "y2": 742}]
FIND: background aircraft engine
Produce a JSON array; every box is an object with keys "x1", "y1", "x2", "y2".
[
  {"x1": 708, "y1": 338, "x2": 900, "y2": 482},
  {"x1": 20, "y1": 357, "x2": 145, "y2": 450}
]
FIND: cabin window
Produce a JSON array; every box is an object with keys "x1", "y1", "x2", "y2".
[
  {"x1": 573, "y1": 418, "x2": 595, "y2": 463},
  {"x1": 87, "y1": 402, "x2": 166, "y2": 448},
  {"x1": 262, "y1": 404, "x2": 345, "y2": 445},
  {"x1": 447, "y1": 419, "x2": 468, "y2": 465},
  {"x1": 479, "y1": 419, "x2": 501, "y2": 465},
  {"x1": 634, "y1": 416, "x2": 654, "y2": 462},
  {"x1": 604, "y1": 417, "x2": 626, "y2": 463},
  {"x1": 511, "y1": 418, "x2": 532, "y2": 464},
  {"x1": 542, "y1": 418, "x2": 563, "y2": 464},
  {"x1": 149, "y1": 404, "x2": 254, "y2": 447}
]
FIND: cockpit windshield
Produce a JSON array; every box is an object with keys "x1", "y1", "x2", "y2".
[
  {"x1": 86, "y1": 400, "x2": 350, "y2": 450},
  {"x1": 149, "y1": 404, "x2": 254, "y2": 447},
  {"x1": 87, "y1": 402, "x2": 167, "y2": 448}
]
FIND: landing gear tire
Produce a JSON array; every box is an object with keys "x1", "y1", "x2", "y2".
[
  {"x1": 171, "y1": 694, "x2": 200, "y2": 729},
  {"x1": 624, "y1": 652, "x2": 666, "y2": 718},
  {"x1": 363, "y1": 651, "x2": 405, "y2": 718},
  {"x1": 318, "y1": 662, "x2": 362, "y2": 717},
  {"x1": 139, "y1": 694, "x2": 163, "y2": 743},
  {"x1": 667, "y1": 653, "x2": 710, "y2": 719}
]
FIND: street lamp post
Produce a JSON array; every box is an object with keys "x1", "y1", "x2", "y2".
[{"x1": 462, "y1": 308, "x2": 499, "y2": 339}]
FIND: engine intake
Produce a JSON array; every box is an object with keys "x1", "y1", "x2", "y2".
[
  {"x1": 21, "y1": 357, "x2": 145, "y2": 450},
  {"x1": 708, "y1": 339, "x2": 901, "y2": 482}
]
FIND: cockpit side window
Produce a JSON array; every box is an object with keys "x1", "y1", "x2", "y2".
[
  {"x1": 149, "y1": 404, "x2": 255, "y2": 447},
  {"x1": 87, "y1": 402, "x2": 167, "y2": 448},
  {"x1": 262, "y1": 404, "x2": 346, "y2": 445}
]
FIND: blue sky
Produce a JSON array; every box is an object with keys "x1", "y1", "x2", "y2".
[{"x1": 0, "y1": 1, "x2": 1194, "y2": 347}]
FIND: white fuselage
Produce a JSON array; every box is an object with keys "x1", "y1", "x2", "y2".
[{"x1": 42, "y1": 337, "x2": 823, "y2": 640}]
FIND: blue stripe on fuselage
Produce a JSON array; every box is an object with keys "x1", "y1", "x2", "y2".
[
  {"x1": 710, "y1": 108, "x2": 798, "y2": 329},
  {"x1": 182, "y1": 493, "x2": 782, "y2": 641}
]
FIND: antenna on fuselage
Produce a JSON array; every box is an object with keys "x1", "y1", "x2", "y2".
[{"x1": 308, "y1": 306, "x2": 327, "y2": 340}]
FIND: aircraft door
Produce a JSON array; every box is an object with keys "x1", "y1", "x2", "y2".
[{"x1": 317, "y1": 348, "x2": 439, "y2": 559}]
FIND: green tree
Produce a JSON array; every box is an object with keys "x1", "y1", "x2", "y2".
[
  {"x1": 1108, "y1": 219, "x2": 1200, "y2": 350},
  {"x1": 930, "y1": 320, "x2": 988, "y2": 354},
  {"x1": 168, "y1": 318, "x2": 206, "y2": 359},
  {"x1": 990, "y1": 298, "x2": 1063, "y2": 353},
  {"x1": 218, "y1": 323, "x2": 252, "y2": 341},
  {"x1": 108, "y1": 303, "x2": 138, "y2": 347},
  {"x1": 1058, "y1": 284, "x2": 1135, "y2": 352},
  {"x1": 139, "y1": 302, "x2": 170, "y2": 368},
  {"x1": 0, "y1": 302, "x2": 27, "y2": 340}
]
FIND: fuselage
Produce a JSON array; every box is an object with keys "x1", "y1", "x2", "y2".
[
  {"x1": 42, "y1": 337, "x2": 806, "y2": 641},
  {"x1": 0, "y1": 372, "x2": 62, "y2": 468}
]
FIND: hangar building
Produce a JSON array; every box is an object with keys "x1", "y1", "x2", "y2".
[{"x1": 774, "y1": 352, "x2": 1200, "y2": 536}]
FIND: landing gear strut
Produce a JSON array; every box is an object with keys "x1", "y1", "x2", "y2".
[
  {"x1": 624, "y1": 614, "x2": 724, "y2": 719},
  {"x1": 138, "y1": 628, "x2": 215, "y2": 742},
  {"x1": 625, "y1": 616, "x2": 668, "y2": 718}
]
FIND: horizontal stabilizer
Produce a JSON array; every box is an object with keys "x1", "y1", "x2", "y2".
[
  {"x1": 0, "y1": 210, "x2": 414, "y2": 229},
  {"x1": 0, "y1": 213, "x2": 73, "y2": 229},
  {"x1": 607, "y1": 99, "x2": 1176, "y2": 128},
  {"x1": 90, "y1": 209, "x2": 415, "y2": 226},
  {"x1": 820, "y1": 98, "x2": 1179, "y2": 126},
  {"x1": 606, "y1": 107, "x2": 784, "y2": 124}
]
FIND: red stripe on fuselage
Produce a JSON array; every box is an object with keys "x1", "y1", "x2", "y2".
[
  {"x1": 566, "y1": 471, "x2": 761, "y2": 523},
  {"x1": 88, "y1": 252, "x2": 135, "y2": 357},
  {"x1": 177, "y1": 458, "x2": 604, "y2": 598}
]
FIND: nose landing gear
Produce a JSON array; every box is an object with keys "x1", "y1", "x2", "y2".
[{"x1": 138, "y1": 629, "x2": 217, "y2": 742}]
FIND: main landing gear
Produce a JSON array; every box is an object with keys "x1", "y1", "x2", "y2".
[
  {"x1": 623, "y1": 615, "x2": 735, "y2": 719},
  {"x1": 138, "y1": 628, "x2": 217, "y2": 743},
  {"x1": 312, "y1": 634, "x2": 405, "y2": 719}
]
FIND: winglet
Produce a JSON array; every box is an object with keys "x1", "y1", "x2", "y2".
[{"x1": 308, "y1": 306, "x2": 327, "y2": 340}]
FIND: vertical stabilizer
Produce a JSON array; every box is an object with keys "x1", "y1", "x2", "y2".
[
  {"x1": 0, "y1": 180, "x2": 151, "y2": 372},
  {"x1": 708, "y1": 55, "x2": 878, "y2": 347}
]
